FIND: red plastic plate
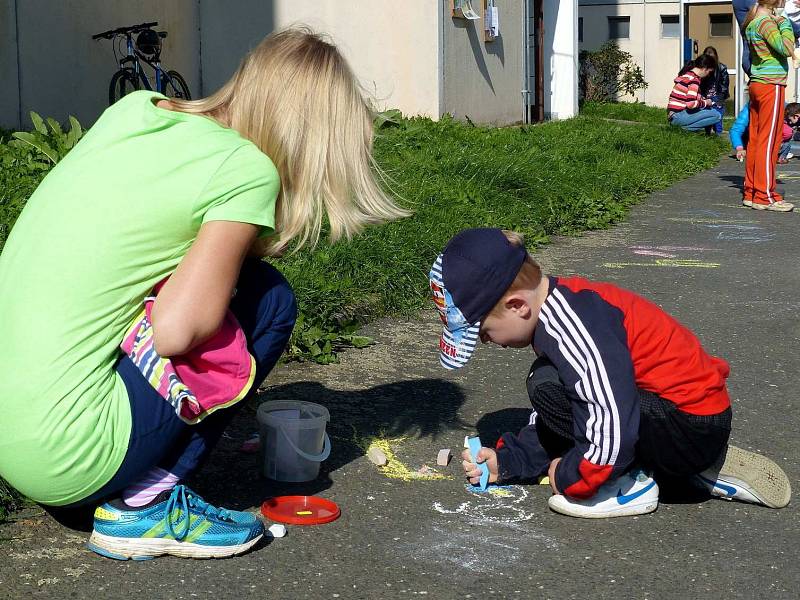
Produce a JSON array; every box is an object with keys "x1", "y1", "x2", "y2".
[{"x1": 261, "y1": 495, "x2": 341, "y2": 525}]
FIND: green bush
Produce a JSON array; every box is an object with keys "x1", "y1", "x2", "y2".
[
  {"x1": 0, "y1": 112, "x2": 84, "y2": 249},
  {"x1": 580, "y1": 42, "x2": 648, "y2": 103}
]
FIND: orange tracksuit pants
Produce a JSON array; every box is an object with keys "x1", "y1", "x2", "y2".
[{"x1": 745, "y1": 82, "x2": 785, "y2": 205}]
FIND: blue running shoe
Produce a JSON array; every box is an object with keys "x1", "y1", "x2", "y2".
[{"x1": 87, "y1": 485, "x2": 264, "y2": 560}]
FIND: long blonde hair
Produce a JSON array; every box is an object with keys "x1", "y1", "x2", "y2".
[
  {"x1": 743, "y1": 0, "x2": 783, "y2": 31},
  {"x1": 170, "y1": 27, "x2": 409, "y2": 256}
]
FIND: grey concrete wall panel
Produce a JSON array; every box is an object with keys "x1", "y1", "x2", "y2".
[
  {"x1": 199, "y1": 0, "x2": 274, "y2": 96},
  {"x1": 15, "y1": 0, "x2": 200, "y2": 127},
  {"x1": 0, "y1": 0, "x2": 20, "y2": 129},
  {"x1": 442, "y1": 1, "x2": 525, "y2": 125}
]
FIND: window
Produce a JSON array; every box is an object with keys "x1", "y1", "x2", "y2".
[
  {"x1": 709, "y1": 13, "x2": 733, "y2": 37},
  {"x1": 661, "y1": 15, "x2": 680, "y2": 38},
  {"x1": 579, "y1": 17, "x2": 583, "y2": 43},
  {"x1": 608, "y1": 16, "x2": 630, "y2": 40}
]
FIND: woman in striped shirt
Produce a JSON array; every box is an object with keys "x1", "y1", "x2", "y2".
[
  {"x1": 667, "y1": 54, "x2": 722, "y2": 132},
  {"x1": 743, "y1": 0, "x2": 795, "y2": 211}
]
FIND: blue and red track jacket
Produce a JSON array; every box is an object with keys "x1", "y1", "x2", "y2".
[{"x1": 495, "y1": 276, "x2": 731, "y2": 499}]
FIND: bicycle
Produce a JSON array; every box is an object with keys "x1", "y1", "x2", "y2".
[{"x1": 92, "y1": 21, "x2": 191, "y2": 106}]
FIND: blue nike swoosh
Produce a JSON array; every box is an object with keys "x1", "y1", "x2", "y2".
[
  {"x1": 697, "y1": 475, "x2": 736, "y2": 497},
  {"x1": 616, "y1": 480, "x2": 657, "y2": 505}
]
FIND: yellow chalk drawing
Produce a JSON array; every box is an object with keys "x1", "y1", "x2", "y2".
[
  {"x1": 352, "y1": 429, "x2": 452, "y2": 482},
  {"x1": 603, "y1": 259, "x2": 719, "y2": 269},
  {"x1": 487, "y1": 487, "x2": 514, "y2": 497}
]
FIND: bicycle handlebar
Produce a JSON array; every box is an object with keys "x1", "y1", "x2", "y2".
[{"x1": 92, "y1": 21, "x2": 159, "y2": 40}]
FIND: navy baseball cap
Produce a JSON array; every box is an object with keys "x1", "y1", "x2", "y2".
[{"x1": 429, "y1": 228, "x2": 527, "y2": 369}]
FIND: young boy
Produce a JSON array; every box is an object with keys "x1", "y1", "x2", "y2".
[
  {"x1": 430, "y1": 228, "x2": 791, "y2": 518},
  {"x1": 778, "y1": 102, "x2": 800, "y2": 163}
]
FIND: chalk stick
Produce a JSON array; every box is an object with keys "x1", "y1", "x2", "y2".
[
  {"x1": 465, "y1": 435, "x2": 489, "y2": 491},
  {"x1": 268, "y1": 523, "x2": 287, "y2": 538},
  {"x1": 436, "y1": 448, "x2": 452, "y2": 466},
  {"x1": 367, "y1": 446, "x2": 388, "y2": 466}
]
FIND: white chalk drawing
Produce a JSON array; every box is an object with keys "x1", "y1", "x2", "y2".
[
  {"x1": 702, "y1": 224, "x2": 775, "y2": 243},
  {"x1": 431, "y1": 484, "x2": 536, "y2": 524},
  {"x1": 405, "y1": 523, "x2": 557, "y2": 573},
  {"x1": 630, "y1": 245, "x2": 710, "y2": 252},
  {"x1": 632, "y1": 249, "x2": 677, "y2": 258}
]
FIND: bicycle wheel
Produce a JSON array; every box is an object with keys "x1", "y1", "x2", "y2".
[
  {"x1": 108, "y1": 69, "x2": 140, "y2": 105},
  {"x1": 161, "y1": 70, "x2": 191, "y2": 100}
]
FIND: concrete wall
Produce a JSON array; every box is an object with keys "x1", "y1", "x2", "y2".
[
  {"x1": 8, "y1": 0, "x2": 201, "y2": 129},
  {"x1": 544, "y1": 0, "x2": 579, "y2": 119},
  {"x1": 0, "y1": 0, "x2": 19, "y2": 129},
  {"x1": 272, "y1": 0, "x2": 442, "y2": 119},
  {"x1": 199, "y1": 1, "x2": 274, "y2": 96},
  {"x1": 2, "y1": 0, "x2": 575, "y2": 128},
  {"x1": 442, "y1": 1, "x2": 525, "y2": 124}
]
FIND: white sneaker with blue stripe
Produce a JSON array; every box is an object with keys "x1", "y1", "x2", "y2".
[
  {"x1": 87, "y1": 485, "x2": 264, "y2": 560},
  {"x1": 693, "y1": 445, "x2": 791, "y2": 509},
  {"x1": 548, "y1": 469, "x2": 659, "y2": 518}
]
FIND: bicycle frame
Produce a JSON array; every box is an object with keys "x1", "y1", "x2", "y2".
[{"x1": 120, "y1": 33, "x2": 164, "y2": 93}]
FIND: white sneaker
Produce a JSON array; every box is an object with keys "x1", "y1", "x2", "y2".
[
  {"x1": 693, "y1": 445, "x2": 791, "y2": 509},
  {"x1": 547, "y1": 469, "x2": 659, "y2": 518},
  {"x1": 751, "y1": 200, "x2": 794, "y2": 212},
  {"x1": 787, "y1": 153, "x2": 794, "y2": 160}
]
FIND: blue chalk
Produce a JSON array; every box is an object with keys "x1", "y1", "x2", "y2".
[{"x1": 466, "y1": 435, "x2": 489, "y2": 491}]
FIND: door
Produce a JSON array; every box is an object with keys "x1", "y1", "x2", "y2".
[{"x1": 525, "y1": 0, "x2": 544, "y2": 123}]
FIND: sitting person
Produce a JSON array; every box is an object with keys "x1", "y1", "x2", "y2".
[
  {"x1": 778, "y1": 102, "x2": 800, "y2": 162},
  {"x1": 729, "y1": 101, "x2": 800, "y2": 163},
  {"x1": 667, "y1": 54, "x2": 722, "y2": 133},
  {"x1": 700, "y1": 46, "x2": 730, "y2": 135},
  {"x1": 431, "y1": 228, "x2": 791, "y2": 518}
]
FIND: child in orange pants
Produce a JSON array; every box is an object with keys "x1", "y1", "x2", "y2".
[{"x1": 742, "y1": 1, "x2": 795, "y2": 212}]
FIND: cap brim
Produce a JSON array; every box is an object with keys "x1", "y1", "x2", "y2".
[{"x1": 438, "y1": 321, "x2": 480, "y2": 369}]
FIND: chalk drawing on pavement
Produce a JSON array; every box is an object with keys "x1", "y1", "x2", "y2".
[
  {"x1": 668, "y1": 217, "x2": 757, "y2": 225},
  {"x1": 602, "y1": 259, "x2": 720, "y2": 269},
  {"x1": 432, "y1": 484, "x2": 537, "y2": 524}
]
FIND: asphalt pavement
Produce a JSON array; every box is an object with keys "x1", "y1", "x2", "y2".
[{"x1": 1, "y1": 156, "x2": 799, "y2": 599}]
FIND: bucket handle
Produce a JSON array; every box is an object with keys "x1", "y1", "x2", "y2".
[{"x1": 279, "y1": 425, "x2": 331, "y2": 462}]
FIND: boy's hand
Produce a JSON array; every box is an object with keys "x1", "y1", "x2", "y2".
[
  {"x1": 461, "y1": 447, "x2": 499, "y2": 485},
  {"x1": 736, "y1": 147, "x2": 747, "y2": 162},
  {"x1": 548, "y1": 457, "x2": 561, "y2": 494}
]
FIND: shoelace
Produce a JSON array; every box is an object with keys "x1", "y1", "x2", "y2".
[{"x1": 163, "y1": 484, "x2": 233, "y2": 540}]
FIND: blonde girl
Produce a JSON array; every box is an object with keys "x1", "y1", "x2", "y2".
[
  {"x1": 742, "y1": 0, "x2": 796, "y2": 211},
  {"x1": 0, "y1": 28, "x2": 407, "y2": 560}
]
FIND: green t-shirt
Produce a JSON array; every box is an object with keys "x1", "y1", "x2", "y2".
[{"x1": 0, "y1": 91, "x2": 279, "y2": 505}]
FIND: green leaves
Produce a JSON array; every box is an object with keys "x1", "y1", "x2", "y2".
[
  {"x1": 285, "y1": 314, "x2": 374, "y2": 364},
  {"x1": 580, "y1": 42, "x2": 648, "y2": 103},
  {"x1": 11, "y1": 111, "x2": 84, "y2": 165},
  {"x1": 1, "y1": 112, "x2": 85, "y2": 249}
]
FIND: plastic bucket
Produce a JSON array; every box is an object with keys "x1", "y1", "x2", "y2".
[{"x1": 257, "y1": 400, "x2": 331, "y2": 482}]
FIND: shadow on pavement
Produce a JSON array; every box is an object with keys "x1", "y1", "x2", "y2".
[{"x1": 194, "y1": 378, "x2": 470, "y2": 512}]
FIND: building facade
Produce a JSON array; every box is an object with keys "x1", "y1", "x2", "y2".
[
  {"x1": 0, "y1": 1, "x2": 578, "y2": 130},
  {"x1": 578, "y1": 0, "x2": 798, "y2": 110}
]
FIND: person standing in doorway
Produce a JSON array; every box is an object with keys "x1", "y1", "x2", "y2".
[{"x1": 742, "y1": 0, "x2": 796, "y2": 211}]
